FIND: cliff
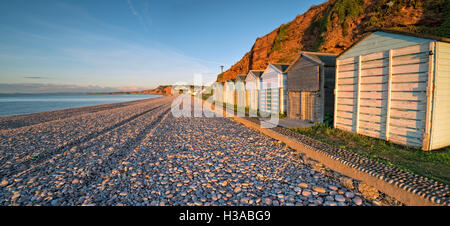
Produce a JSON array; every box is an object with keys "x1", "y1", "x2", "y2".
[
  {"x1": 91, "y1": 85, "x2": 172, "y2": 95},
  {"x1": 217, "y1": 0, "x2": 450, "y2": 82}
]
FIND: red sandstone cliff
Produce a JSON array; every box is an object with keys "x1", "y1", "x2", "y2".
[{"x1": 217, "y1": 0, "x2": 449, "y2": 82}]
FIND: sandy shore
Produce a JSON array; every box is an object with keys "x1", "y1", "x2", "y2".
[{"x1": 0, "y1": 95, "x2": 377, "y2": 206}]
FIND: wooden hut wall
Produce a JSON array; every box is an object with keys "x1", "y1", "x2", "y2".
[
  {"x1": 261, "y1": 66, "x2": 281, "y2": 114},
  {"x1": 287, "y1": 58, "x2": 320, "y2": 92},
  {"x1": 429, "y1": 41, "x2": 450, "y2": 150},
  {"x1": 245, "y1": 75, "x2": 260, "y2": 112},
  {"x1": 287, "y1": 56, "x2": 336, "y2": 122},
  {"x1": 324, "y1": 66, "x2": 336, "y2": 116},
  {"x1": 335, "y1": 41, "x2": 435, "y2": 149},
  {"x1": 235, "y1": 80, "x2": 246, "y2": 110}
]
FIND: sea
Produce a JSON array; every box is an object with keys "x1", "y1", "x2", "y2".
[{"x1": 0, "y1": 94, "x2": 161, "y2": 117}]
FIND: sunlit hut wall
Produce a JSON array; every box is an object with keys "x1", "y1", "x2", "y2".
[
  {"x1": 245, "y1": 70, "x2": 264, "y2": 114},
  {"x1": 213, "y1": 82, "x2": 225, "y2": 105},
  {"x1": 224, "y1": 79, "x2": 236, "y2": 106},
  {"x1": 334, "y1": 30, "x2": 450, "y2": 151},
  {"x1": 287, "y1": 52, "x2": 337, "y2": 123},
  {"x1": 236, "y1": 74, "x2": 247, "y2": 111},
  {"x1": 260, "y1": 64, "x2": 290, "y2": 115}
]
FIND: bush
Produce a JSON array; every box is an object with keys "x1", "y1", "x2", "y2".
[
  {"x1": 310, "y1": 0, "x2": 364, "y2": 50},
  {"x1": 272, "y1": 23, "x2": 290, "y2": 53},
  {"x1": 323, "y1": 113, "x2": 334, "y2": 127}
]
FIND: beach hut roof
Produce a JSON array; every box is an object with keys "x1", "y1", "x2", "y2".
[
  {"x1": 270, "y1": 63, "x2": 290, "y2": 73},
  {"x1": 237, "y1": 74, "x2": 247, "y2": 81},
  {"x1": 248, "y1": 70, "x2": 264, "y2": 78},
  {"x1": 338, "y1": 29, "x2": 450, "y2": 58},
  {"x1": 286, "y1": 52, "x2": 338, "y2": 72}
]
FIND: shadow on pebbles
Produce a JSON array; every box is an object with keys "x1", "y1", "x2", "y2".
[{"x1": 0, "y1": 97, "x2": 400, "y2": 206}]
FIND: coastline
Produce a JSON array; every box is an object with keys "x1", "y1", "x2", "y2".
[{"x1": 0, "y1": 95, "x2": 165, "y2": 130}]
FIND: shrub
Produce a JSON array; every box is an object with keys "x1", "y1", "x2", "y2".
[
  {"x1": 323, "y1": 113, "x2": 334, "y2": 127},
  {"x1": 310, "y1": 0, "x2": 364, "y2": 50},
  {"x1": 272, "y1": 23, "x2": 290, "y2": 53}
]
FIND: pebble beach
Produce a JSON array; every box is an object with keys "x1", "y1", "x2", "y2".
[{"x1": 0, "y1": 95, "x2": 387, "y2": 206}]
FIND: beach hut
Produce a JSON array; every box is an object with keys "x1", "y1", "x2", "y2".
[
  {"x1": 236, "y1": 74, "x2": 247, "y2": 109},
  {"x1": 224, "y1": 79, "x2": 236, "y2": 106},
  {"x1": 245, "y1": 70, "x2": 264, "y2": 113},
  {"x1": 334, "y1": 30, "x2": 450, "y2": 151},
  {"x1": 213, "y1": 82, "x2": 224, "y2": 105},
  {"x1": 286, "y1": 52, "x2": 338, "y2": 123},
  {"x1": 260, "y1": 63, "x2": 290, "y2": 115}
]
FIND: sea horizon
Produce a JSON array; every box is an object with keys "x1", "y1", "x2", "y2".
[{"x1": 0, "y1": 93, "x2": 161, "y2": 117}]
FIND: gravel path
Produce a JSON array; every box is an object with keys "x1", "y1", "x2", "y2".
[{"x1": 0, "y1": 95, "x2": 372, "y2": 206}]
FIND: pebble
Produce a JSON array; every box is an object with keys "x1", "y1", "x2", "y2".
[
  {"x1": 345, "y1": 192, "x2": 355, "y2": 199},
  {"x1": 353, "y1": 196, "x2": 363, "y2": 206},
  {"x1": 335, "y1": 195, "x2": 346, "y2": 202},
  {"x1": 328, "y1": 185, "x2": 338, "y2": 191},
  {"x1": 327, "y1": 202, "x2": 337, "y2": 206},
  {"x1": 302, "y1": 190, "x2": 312, "y2": 197},
  {"x1": 0, "y1": 180, "x2": 8, "y2": 187},
  {"x1": 11, "y1": 192, "x2": 20, "y2": 201},
  {"x1": 0, "y1": 96, "x2": 373, "y2": 206},
  {"x1": 312, "y1": 186, "x2": 326, "y2": 194},
  {"x1": 299, "y1": 183, "x2": 309, "y2": 189}
]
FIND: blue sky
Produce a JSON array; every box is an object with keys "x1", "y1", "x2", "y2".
[{"x1": 0, "y1": 0, "x2": 326, "y2": 93}]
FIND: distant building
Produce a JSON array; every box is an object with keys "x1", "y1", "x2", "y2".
[
  {"x1": 335, "y1": 30, "x2": 450, "y2": 151},
  {"x1": 286, "y1": 52, "x2": 337, "y2": 123}
]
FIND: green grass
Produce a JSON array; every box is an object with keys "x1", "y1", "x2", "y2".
[
  {"x1": 310, "y1": 0, "x2": 364, "y2": 51},
  {"x1": 291, "y1": 124, "x2": 450, "y2": 185},
  {"x1": 367, "y1": 0, "x2": 450, "y2": 38},
  {"x1": 271, "y1": 23, "x2": 290, "y2": 53},
  {"x1": 200, "y1": 93, "x2": 213, "y2": 101},
  {"x1": 397, "y1": 0, "x2": 450, "y2": 38}
]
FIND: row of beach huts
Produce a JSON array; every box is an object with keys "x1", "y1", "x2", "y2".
[{"x1": 212, "y1": 30, "x2": 450, "y2": 151}]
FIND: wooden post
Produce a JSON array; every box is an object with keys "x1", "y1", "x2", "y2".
[
  {"x1": 301, "y1": 92, "x2": 305, "y2": 120},
  {"x1": 334, "y1": 60, "x2": 339, "y2": 128},
  {"x1": 356, "y1": 56, "x2": 362, "y2": 133},
  {"x1": 280, "y1": 87, "x2": 283, "y2": 114},
  {"x1": 385, "y1": 50, "x2": 393, "y2": 141},
  {"x1": 423, "y1": 42, "x2": 436, "y2": 151},
  {"x1": 320, "y1": 65, "x2": 325, "y2": 123}
]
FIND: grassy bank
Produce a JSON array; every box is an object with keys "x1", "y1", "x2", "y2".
[{"x1": 292, "y1": 124, "x2": 450, "y2": 185}]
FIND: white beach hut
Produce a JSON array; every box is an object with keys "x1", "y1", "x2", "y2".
[
  {"x1": 245, "y1": 70, "x2": 264, "y2": 113},
  {"x1": 213, "y1": 82, "x2": 224, "y2": 105},
  {"x1": 236, "y1": 74, "x2": 247, "y2": 110},
  {"x1": 224, "y1": 79, "x2": 236, "y2": 106},
  {"x1": 334, "y1": 30, "x2": 450, "y2": 151},
  {"x1": 260, "y1": 63, "x2": 290, "y2": 115}
]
